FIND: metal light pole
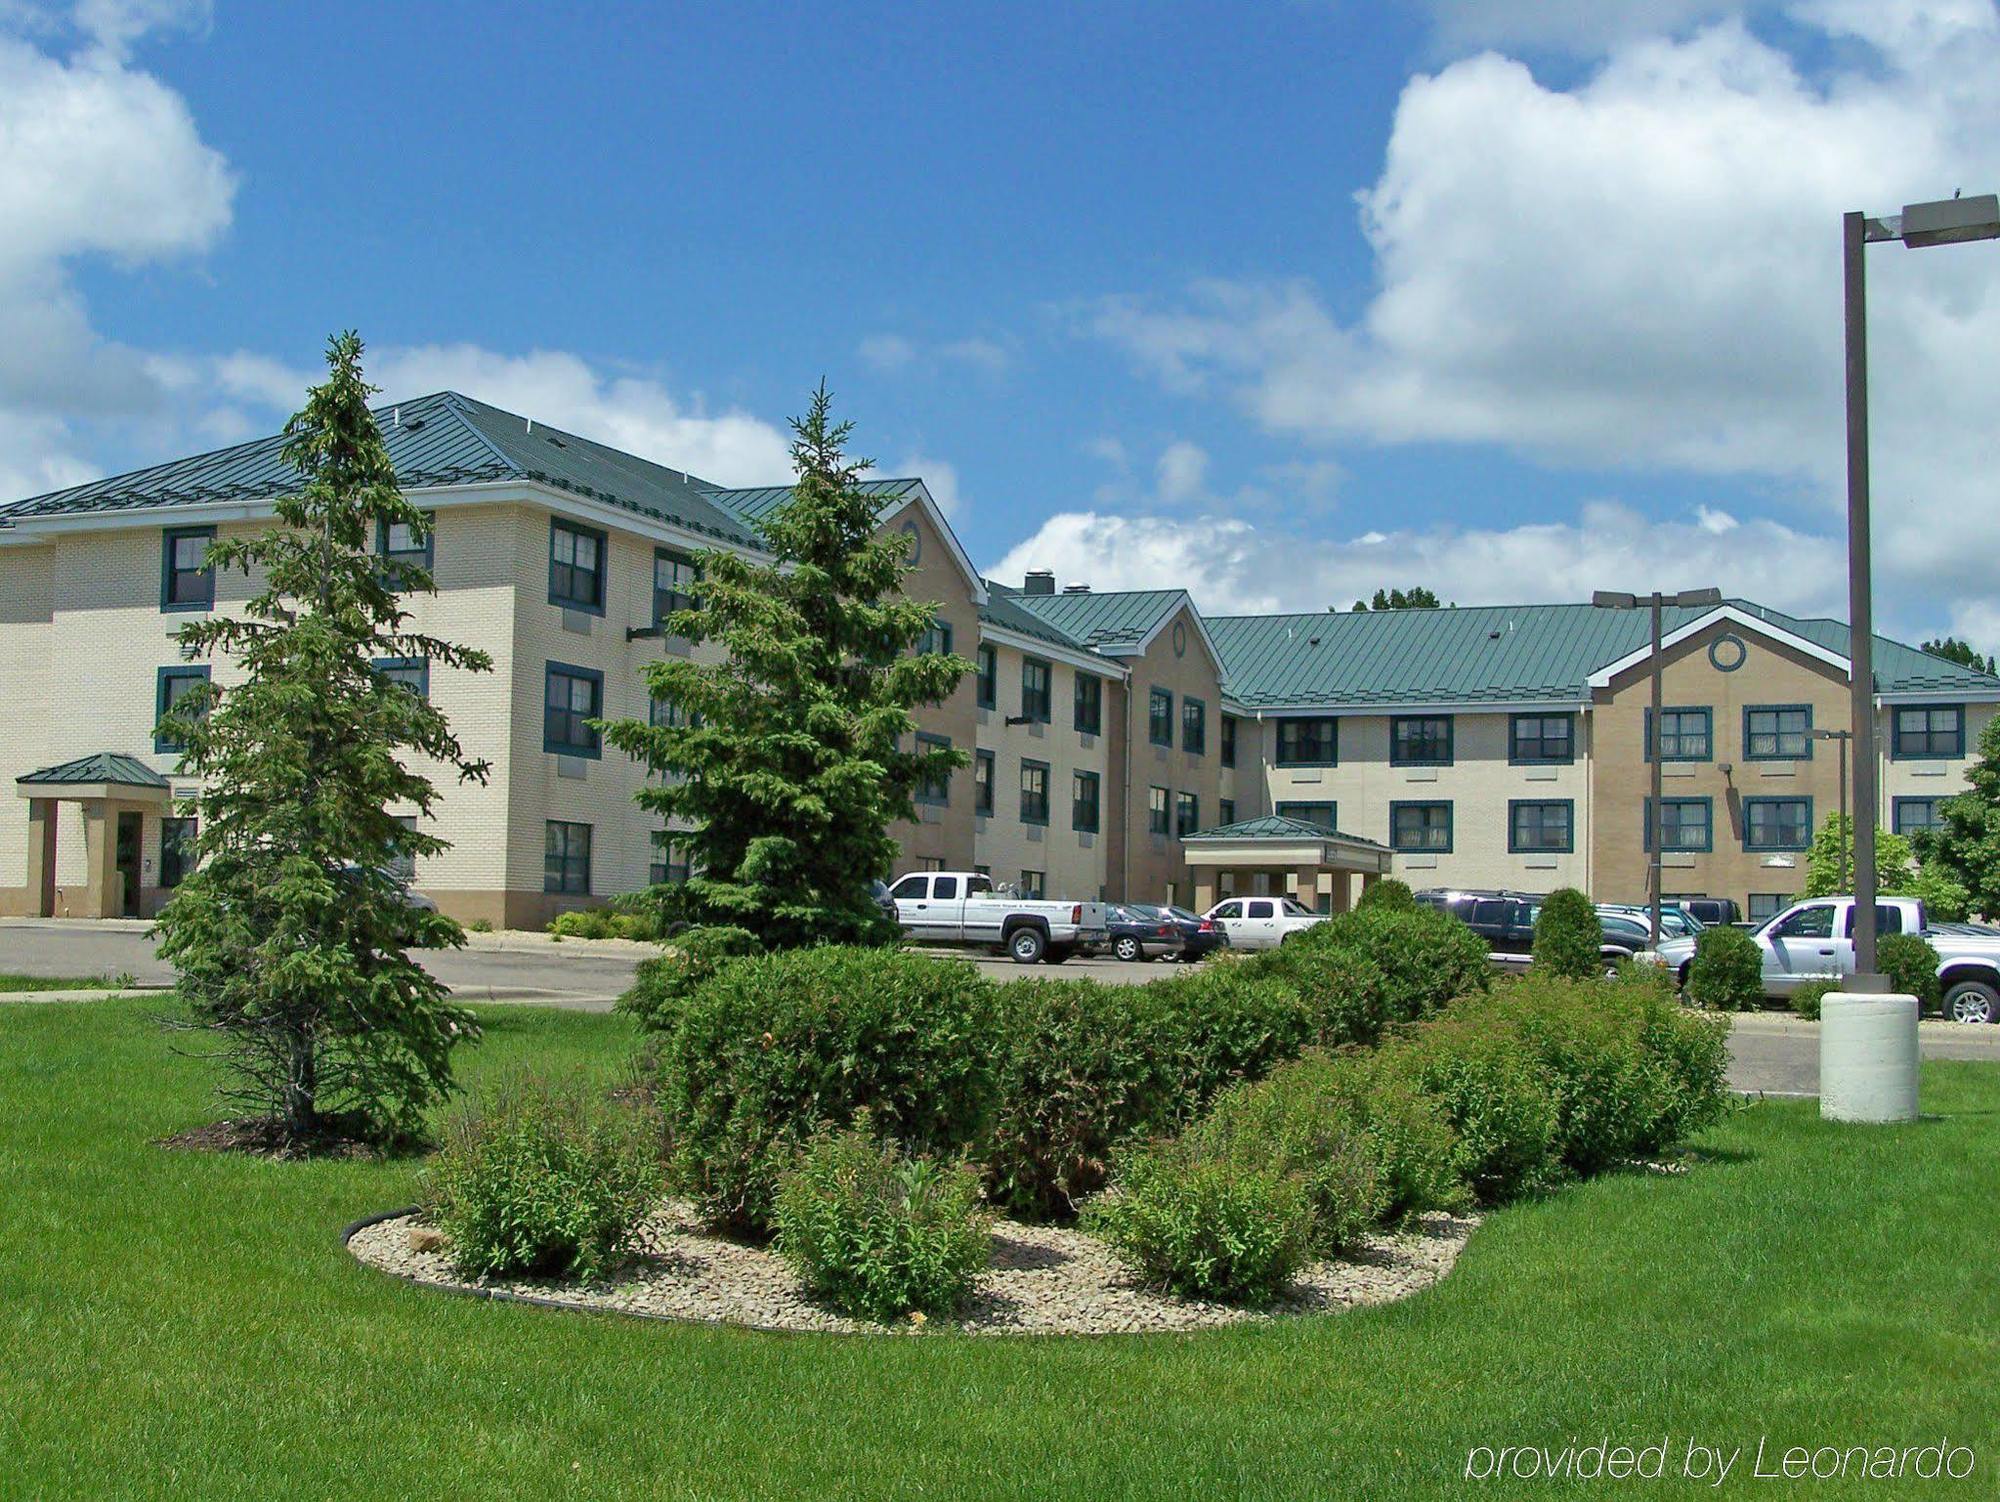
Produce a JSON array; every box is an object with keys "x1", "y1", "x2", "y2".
[
  {"x1": 1811, "y1": 727, "x2": 1853, "y2": 891},
  {"x1": 1593, "y1": 586, "x2": 1723, "y2": 950},
  {"x1": 1843, "y1": 194, "x2": 2000, "y2": 987}
]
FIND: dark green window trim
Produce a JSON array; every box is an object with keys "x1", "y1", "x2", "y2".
[
  {"x1": 974, "y1": 749, "x2": 994, "y2": 816},
  {"x1": 653, "y1": 546, "x2": 699, "y2": 624},
  {"x1": 1019, "y1": 759, "x2": 1050, "y2": 825},
  {"x1": 1174, "y1": 791, "x2": 1199, "y2": 839},
  {"x1": 1507, "y1": 798, "x2": 1574, "y2": 854},
  {"x1": 914, "y1": 732, "x2": 952, "y2": 807},
  {"x1": 1508, "y1": 712, "x2": 1575, "y2": 765},
  {"x1": 1148, "y1": 688, "x2": 1173, "y2": 747},
  {"x1": 160, "y1": 815, "x2": 198, "y2": 889},
  {"x1": 160, "y1": 526, "x2": 216, "y2": 612},
  {"x1": 1743, "y1": 795, "x2": 1813, "y2": 852},
  {"x1": 1072, "y1": 770, "x2": 1100, "y2": 833},
  {"x1": 1021, "y1": 657, "x2": 1052, "y2": 723},
  {"x1": 548, "y1": 517, "x2": 607, "y2": 614},
  {"x1": 1218, "y1": 798, "x2": 1236, "y2": 825},
  {"x1": 649, "y1": 831, "x2": 691, "y2": 886},
  {"x1": 1181, "y1": 695, "x2": 1206, "y2": 755},
  {"x1": 1742, "y1": 703, "x2": 1813, "y2": 761},
  {"x1": 1148, "y1": 785, "x2": 1169, "y2": 835},
  {"x1": 377, "y1": 513, "x2": 436, "y2": 572},
  {"x1": 1389, "y1": 799, "x2": 1453, "y2": 853},
  {"x1": 975, "y1": 645, "x2": 997, "y2": 710},
  {"x1": 1891, "y1": 703, "x2": 1965, "y2": 760},
  {"x1": 1645, "y1": 706, "x2": 1713, "y2": 762},
  {"x1": 1275, "y1": 717, "x2": 1338, "y2": 767},
  {"x1": 1892, "y1": 796, "x2": 1943, "y2": 838},
  {"x1": 916, "y1": 618, "x2": 954, "y2": 657},
  {"x1": 1390, "y1": 714, "x2": 1454, "y2": 767},
  {"x1": 543, "y1": 660, "x2": 604, "y2": 758},
  {"x1": 1221, "y1": 714, "x2": 1238, "y2": 768},
  {"x1": 544, "y1": 820, "x2": 592, "y2": 895},
  {"x1": 1074, "y1": 671, "x2": 1102, "y2": 735},
  {"x1": 1644, "y1": 796, "x2": 1713, "y2": 853},
  {"x1": 372, "y1": 656, "x2": 430, "y2": 700},
  {"x1": 155, "y1": 665, "x2": 211, "y2": 754},
  {"x1": 1276, "y1": 800, "x2": 1337, "y2": 831}
]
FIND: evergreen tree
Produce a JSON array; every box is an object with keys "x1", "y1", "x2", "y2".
[
  {"x1": 1914, "y1": 714, "x2": 2000, "y2": 920},
  {"x1": 599, "y1": 385, "x2": 968, "y2": 948},
  {"x1": 1919, "y1": 635, "x2": 1996, "y2": 675},
  {"x1": 1352, "y1": 587, "x2": 1444, "y2": 611},
  {"x1": 154, "y1": 332, "x2": 493, "y2": 1149}
]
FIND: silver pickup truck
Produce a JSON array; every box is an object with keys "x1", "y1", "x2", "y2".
[
  {"x1": 887, "y1": 870, "x2": 1111, "y2": 965},
  {"x1": 1649, "y1": 896, "x2": 2000, "y2": 1023}
]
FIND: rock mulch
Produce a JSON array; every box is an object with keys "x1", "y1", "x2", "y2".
[{"x1": 347, "y1": 1201, "x2": 1478, "y2": 1336}]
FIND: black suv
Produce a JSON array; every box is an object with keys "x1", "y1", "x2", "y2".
[{"x1": 1415, "y1": 889, "x2": 1542, "y2": 958}]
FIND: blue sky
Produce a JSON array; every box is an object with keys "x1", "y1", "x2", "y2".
[{"x1": 5, "y1": 1, "x2": 2000, "y2": 643}]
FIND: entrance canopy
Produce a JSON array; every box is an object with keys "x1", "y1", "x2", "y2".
[
  {"x1": 16, "y1": 752, "x2": 173, "y2": 919},
  {"x1": 1181, "y1": 813, "x2": 1393, "y2": 915},
  {"x1": 16, "y1": 751, "x2": 171, "y2": 806}
]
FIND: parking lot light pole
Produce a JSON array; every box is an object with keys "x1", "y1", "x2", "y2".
[
  {"x1": 1592, "y1": 586, "x2": 1724, "y2": 950},
  {"x1": 1811, "y1": 728, "x2": 1853, "y2": 891}
]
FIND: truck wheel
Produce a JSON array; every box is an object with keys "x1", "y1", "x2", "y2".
[
  {"x1": 1114, "y1": 936, "x2": 1141, "y2": 962},
  {"x1": 1008, "y1": 927, "x2": 1046, "y2": 965},
  {"x1": 1943, "y1": 979, "x2": 2000, "y2": 1025}
]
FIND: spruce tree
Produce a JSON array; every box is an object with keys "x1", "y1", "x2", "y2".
[
  {"x1": 599, "y1": 385, "x2": 968, "y2": 947},
  {"x1": 154, "y1": 332, "x2": 493, "y2": 1149}
]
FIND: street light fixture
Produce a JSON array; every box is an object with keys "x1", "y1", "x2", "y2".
[{"x1": 1592, "y1": 586, "x2": 1724, "y2": 950}]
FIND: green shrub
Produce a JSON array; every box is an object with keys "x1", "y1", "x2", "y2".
[
  {"x1": 1686, "y1": 924, "x2": 1765, "y2": 1011},
  {"x1": 1791, "y1": 976, "x2": 1839, "y2": 1021},
  {"x1": 1878, "y1": 932, "x2": 1942, "y2": 1012},
  {"x1": 421, "y1": 1072, "x2": 663, "y2": 1283},
  {"x1": 1531, "y1": 888, "x2": 1602, "y2": 980},
  {"x1": 1237, "y1": 944, "x2": 1403, "y2": 1049},
  {"x1": 550, "y1": 908, "x2": 660, "y2": 941},
  {"x1": 655, "y1": 947, "x2": 999, "y2": 1231},
  {"x1": 1625, "y1": 969, "x2": 1734, "y2": 1151},
  {"x1": 1086, "y1": 1137, "x2": 1314, "y2": 1305},
  {"x1": 1139, "y1": 963, "x2": 1317, "y2": 1104},
  {"x1": 773, "y1": 1124, "x2": 992, "y2": 1322},
  {"x1": 468, "y1": 917, "x2": 494, "y2": 933},
  {"x1": 1355, "y1": 877, "x2": 1416, "y2": 912},
  {"x1": 616, "y1": 926, "x2": 761, "y2": 1033},
  {"x1": 1385, "y1": 1017, "x2": 1560, "y2": 1203},
  {"x1": 1282, "y1": 904, "x2": 1491, "y2": 1024}
]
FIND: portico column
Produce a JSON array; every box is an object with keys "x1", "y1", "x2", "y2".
[
  {"x1": 1192, "y1": 873, "x2": 1217, "y2": 912},
  {"x1": 82, "y1": 800, "x2": 119, "y2": 919},
  {"x1": 24, "y1": 798, "x2": 54, "y2": 918},
  {"x1": 1326, "y1": 870, "x2": 1352, "y2": 914},
  {"x1": 1291, "y1": 866, "x2": 1321, "y2": 912}
]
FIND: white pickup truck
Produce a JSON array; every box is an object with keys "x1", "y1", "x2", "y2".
[
  {"x1": 1649, "y1": 896, "x2": 2000, "y2": 1023},
  {"x1": 887, "y1": 871, "x2": 1111, "y2": 964},
  {"x1": 1199, "y1": 895, "x2": 1329, "y2": 951}
]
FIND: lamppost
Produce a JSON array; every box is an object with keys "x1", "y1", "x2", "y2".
[
  {"x1": 1592, "y1": 586, "x2": 1723, "y2": 950},
  {"x1": 1844, "y1": 195, "x2": 2000, "y2": 981},
  {"x1": 1810, "y1": 727, "x2": 1853, "y2": 891}
]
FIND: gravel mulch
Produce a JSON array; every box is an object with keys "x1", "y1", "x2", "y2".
[{"x1": 347, "y1": 1200, "x2": 1478, "y2": 1336}]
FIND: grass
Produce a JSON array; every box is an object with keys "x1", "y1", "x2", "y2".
[
  {"x1": 2, "y1": 998, "x2": 1995, "y2": 1500},
  {"x1": 0, "y1": 972, "x2": 133, "y2": 993}
]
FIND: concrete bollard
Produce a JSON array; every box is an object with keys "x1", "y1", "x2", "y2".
[{"x1": 1819, "y1": 993, "x2": 1920, "y2": 1123}]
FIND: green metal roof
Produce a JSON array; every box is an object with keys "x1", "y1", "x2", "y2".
[
  {"x1": 706, "y1": 477, "x2": 924, "y2": 526},
  {"x1": 1184, "y1": 813, "x2": 1387, "y2": 848},
  {"x1": 0, "y1": 392, "x2": 761, "y2": 547},
  {"x1": 998, "y1": 585, "x2": 1188, "y2": 651},
  {"x1": 17, "y1": 752, "x2": 169, "y2": 788},
  {"x1": 977, "y1": 583, "x2": 1098, "y2": 654}
]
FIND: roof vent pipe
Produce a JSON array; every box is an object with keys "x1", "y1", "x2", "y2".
[
  {"x1": 1024, "y1": 569, "x2": 1056, "y2": 595},
  {"x1": 1063, "y1": 582, "x2": 1091, "y2": 594}
]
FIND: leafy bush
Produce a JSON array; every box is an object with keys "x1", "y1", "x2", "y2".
[
  {"x1": 1356, "y1": 877, "x2": 1416, "y2": 912},
  {"x1": 549, "y1": 908, "x2": 659, "y2": 941},
  {"x1": 468, "y1": 918, "x2": 494, "y2": 933},
  {"x1": 1625, "y1": 969, "x2": 1734, "y2": 1151},
  {"x1": 1237, "y1": 944, "x2": 1403, "y2": 1049},
  {"x1": 1279, "y1": 904, "x2": 1491, "y2": 1024},
  {"x1": 421, "y1": 1072, "x2": 663, "y2": 1283},
  {"x1": 616, "y1": 926, "x2": 761, "y2": 1033},
  {"x1": 1531, "y1": 888, "x2": 1602, "y2": 980},
  {"x1": 1139, "y1": 963, "x2": 1317, "y2": 1105},
  {"x1": 1686, "y1": 924, "x2": 1765, "y2": 1011},
  {"x1": 1384, "y1": 1017, "x2": 1560, "y2": 1203},
  {"x1": 1086, "y1": 1137, "x2": 1314, "y2": 1305},
  {"x1": 654, "y1": 947, "x2": 999, "y2": 1231},
  {"x1": 773, "y1": 1124, "x2": 992, "y2": 1322},
  {"x1": 1791, "y1": 976, "x2": 1839, "y2": 1021},
  {"x1": 1878, "y1": 932, "x2": 1942, "y2": 1011}
]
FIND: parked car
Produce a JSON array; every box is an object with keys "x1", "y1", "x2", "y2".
[
  {"x1": 869, "y1": 879, "x2": 899, "y2": 925},
  {"x1": 1107, "y1": 903, "x2": 1184, "y2": 962},
  {"x1": 1597, "y1": 902, "x2": 1704, "y2": 940},
  {"x1": 1157, "y1": 904, "x2": 1230, "y2": 962},
  {"x1": 1417, "y1": 888, "x2": 1651, "y2": 969},
  {"x1": 1678, "y1": 896, "x2": 1743, "y2": 928},
  {"x1": 1199, "y1": 895, "x2": 1326, "y2": 950},
  {"x1": 1647, "y1": 896, "x2": 2000, "y2": 1022},
  {"x1": 887, "y1": 870, "x2": 1110, "y2": 964}
]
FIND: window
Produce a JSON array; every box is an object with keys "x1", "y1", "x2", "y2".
[
  {"x1": 1175, "y1": 791, "x2": 1199, "y2": 838},
  {"x1": 1211, "y1": 900, "x2": 1243, "y2": 920},
  {"x1": 379, "y1": 514, "x2": 435, "y2": 574},
  {"x1": 1390, "y1": 801, "x2": 1452, "y2": 852},
  {"x1": 1182, "y1": 696, "x2": 1206, "y2": 755},
  {"x1": 932, "y1": 875, "x2": 960, "y2": 899},
  {"x1": 1770, "y1": 903, "x2": 1835, "y2": 940},
  {"x1": 1894, "y1": 797, "x2": 1943, "y2": 838},
  {"x1": 974, "y1": 750, "x2": 994, "y2": 816},
  {"x1": 914, "y1": 733, "x2": 951, "y2": 806},
  {"x1": 653, "y1": 547, "x2": 699, "y2": 623},
  {"x1": 889, "y1": 874, "x2": 928, "y2": 899},
  {"x1": 1509, "y1": 713, "x2": 1574, "y2": 765},
  {"x1": 160, "y1": 526, "x2": 216, "y2": 611},
  {"x1": 1647, "y1": 706, "x2": 1712, "y2": 762},
  {"x1": 1893, "y1": 704, "x2": 1965, "y2": 759},
  {"x1": 1748, "y1": 893, "x2": 1789, "y2": 925},
  {"x1": 155, "y1": 665, "x2": 211, "y2": 754},
  {"x1": 386, "y1": 814, "x2": 418, "y2": 882},
  {"x1": 1508, "y1": 799, "x2": 1574, "y2": 853},
  {"x1": 650, "y1": 690, "x2": 692, "y2": 729},
  {"x1": 1019, "y1": 759, "x2": 1050, "y2": 824},
  {"x1": 1276, "y1": 801, "x2": 1337, "y2": 830},
  {"x1": 1221, "y1": 715, "x2": 1238, "y2": 768},
  {"x1": 548, "y1": 519, "x2": 606, "y2": 612},
  {"x1": 1074, "y1": 672, "x2": 1102, "y2": 735},
  {"x1": 1148, "y1": 688, "x2": 1174, "y2": 747},
  {"x1": 1148, "y1": 786, "x2": 1169, "y2": 835},
  {"x1": 1019, "y1": 870, "x2": 1045, "y2": 899},
  {"x1": 1391, "y1": 715, "x2": 1453, "y2": 767},
  {"x1": 1744, "y1": 704, "x2": 1812, "y2": 760},
  {"x1": 1021, "y1": 657, "x2": 1052, "y2": 722},
  {"x1": 373, "y1": 656, "x2": 429, "y2": 700},
  {"x1": 160, "y1": 817, "x2": 197, "y2": 889},
  {"x1": 543, "y1": 821, "x2": 591, "y2": 895},
  {"x1": 916, "y1": 618, "x2": 953, "y2": 657},
  {"x1": 1219, "y1": 798, "x2": 1236, "y2": 825},
  {"x1": 543, "y1": 662, "x2": 603, "y2": 757},
  {"x1": 1744, "y1": 796, "x2": 1812, "y2": 852},
  {"x1": 1845, "y1": 903, "x2": 1906, "y2": 938},
  {"x1": 1276, "y1": 718, "x2": 1337, "y2": 766},
  {"x1": 1645, "y1": 797, "x2": 1713, "y2": 852},
  {"x1": 649, "y1": 832, "x2": 691, "y2": 886},
  {"x1": 1072, "y1": 770, "x2": 1100, "y2": 833},
  {"x1": 976, "y1": 645, "x2": 997, "y2": 710}
]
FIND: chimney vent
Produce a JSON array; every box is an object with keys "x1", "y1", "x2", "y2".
[
  {"x1": 1024, "y1": 570, "x2": 1056, "y2": 595},
  {"x1": 1062, "y1": 582, "x2": 1091, "y2": 594}
]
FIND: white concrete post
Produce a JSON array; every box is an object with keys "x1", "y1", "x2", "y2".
[{"x1": 1819, "y1": 993, "x2": 1919, "y2": 1123}]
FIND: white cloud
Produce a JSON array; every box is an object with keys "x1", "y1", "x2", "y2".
[
  {"x1": 857, "y1": 330, "x2": 1013, "y2": 377},
  {"x1": 1155, "y1": 440, "x2": 1209, "y2": 506},
  {"x1": 858, "y1": 333, "x2": 917, "y2": 372},
  {"x1": 894, "y1": 452, "x2": 965, "y2": 519},
  {"x1": 1088, "y1": 2, "x2": 2000, "y2": 634},
  {"x1": 1420, "y1": 1, "x2": 1759, "y2": 55}
]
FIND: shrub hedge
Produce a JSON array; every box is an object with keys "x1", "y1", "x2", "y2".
[
  {"x1": 1686, "y1": 924, "x2": 1765, "y2": 1011},
  {"x1": 1531, "y1": 888, "x2": 1603, "y2": 980},
  {"x1": 1245, "y1": 904, "x2": 1490, "y2": 1036},
  {"x1": 1383, "y1": 1016, "x2": 1560, "y2": 1203},
  {"x1": 616, "y1": 925, "x2": 762, "y2": 1033},
  {"x1": 1877, "y1": 932, "x2": 1942, "y2": 1012},
  {"x1": 1790, "y1": 976, "x2": 1840, "y2": 1021},
  {"x1": 1355, "y1": 877, "x2": 1416, "y2": 912}
]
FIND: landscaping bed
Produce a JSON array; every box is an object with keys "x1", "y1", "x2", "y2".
[{"x1": 348, "y1": 1200, "x2": 1477, "y2": 1335}]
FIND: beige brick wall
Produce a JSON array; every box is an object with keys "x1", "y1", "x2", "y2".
[
  {"x1": 890, "y1": 504, "x2": 979, "y2": 878},
  {"x1": 1116, "y1": 603, "x2": 1227, "y2": 906}
]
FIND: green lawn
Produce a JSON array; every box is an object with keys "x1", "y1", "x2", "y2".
[
  {"x1": 2, "y1": 998, "x2": 1994, "y2": 1500},
  {"x1": 0, "y1": 972, "x2": 132, "y2": 993}
]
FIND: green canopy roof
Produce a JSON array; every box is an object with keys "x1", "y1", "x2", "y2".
[
  {"x1": 1183, "y1": 814, "x2": 1386, "y2": 848},
  {"x1": 18, "y1": 753, "x2": 169, "y2": 789}
]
